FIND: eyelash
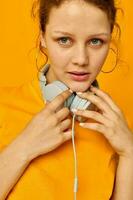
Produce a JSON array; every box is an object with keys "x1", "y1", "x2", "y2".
[{"x1": 57, "y1": 37, "x2": 104, "y2": 47}]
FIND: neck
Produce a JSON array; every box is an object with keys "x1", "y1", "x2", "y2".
[{"x1": 45, "y1": 66, "x2": 55, "y2": 84}]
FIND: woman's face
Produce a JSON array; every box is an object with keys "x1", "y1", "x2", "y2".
[{"x1": 41, "y1": 0, "x2": 111, "y2": 92}]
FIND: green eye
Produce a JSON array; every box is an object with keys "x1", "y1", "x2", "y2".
[
  {"x1": 58, "y1": 37, "x2": 71, "y2": 45},
  {"x1": 90, "y1": 38, "x2": 103, "y2": 46}
]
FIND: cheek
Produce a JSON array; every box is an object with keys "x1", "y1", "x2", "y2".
[
  {"x1": 46, "y1": 49, "x2": 68, "y2": 75},
  {"x1": 90, "y1": 47, "x2": 109, "y2": 68},
  {"x1": 47, "y1": 47, "x2": 70, "y2": 66}
]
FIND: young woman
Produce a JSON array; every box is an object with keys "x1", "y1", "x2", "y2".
[{"x1": 0, "y1": 0, "x2": 133, "y2": 199}]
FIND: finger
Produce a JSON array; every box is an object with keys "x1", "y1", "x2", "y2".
[
  {"x1": 47, "y1": 89, "x2": 73, "y2": 113},
  {"x1": 62, "y1": 129, "x2": 72, "y2": 142},
  {"x1": 76, "y1": 91, "x2": 115, "y2": 117},
  {"x1": 46, "y1": 100, "x2": 50, "y2": 105},
  {"x1": 58, "y1": 118, "x2": 72, "y2": 132},
  {"x1": 79, "y1": 122, "x2": 106, "y2": 134},
  {"x1": 56, "y1": 107, "x2": 70, "y2": 122},
  {"x1": 73, "y1": 109, "x2": 109, "y2": 125},
  {"x1": 90, "y1": 86, "x2": 122, "y2": 114},
  {"x1": 79, "y1": 122, "x2": 118, "y2": 142}
]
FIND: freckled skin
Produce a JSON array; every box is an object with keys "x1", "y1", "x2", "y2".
[{"x1": 41, "y1": 0, "x2": 111, "y2": 92}]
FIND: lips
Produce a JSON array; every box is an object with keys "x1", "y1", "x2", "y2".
[
  {"x1": 68, "y1": 71, "x2": 91, "y2": 81},
  {"x1": 68, "y1": 71, "x2": 90, "y2": 75}
]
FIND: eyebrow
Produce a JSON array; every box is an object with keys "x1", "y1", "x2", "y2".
[{"x1": 53, "y1": 30, "x2": 110, "y2": 37}]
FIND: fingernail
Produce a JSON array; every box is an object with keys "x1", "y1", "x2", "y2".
[
  {"x1": 76, "y1": 92, "x2": 83, "y2": 95},
  {"x1": 69, "y1": 89, "x2": 73, "y2": 93},
  {"x1": 79, "y1": 123, "x2": 85, "y2": 127},
  {"x1": 71, "y1": 108, "x2": 77, "y2": 113}
]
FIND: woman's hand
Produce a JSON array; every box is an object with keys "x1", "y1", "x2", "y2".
[
  {"x1": 73, "y1": 85, "x2": 133, "y2": 159},
  {"x1": 18, "y1": 89, "x2": 73, "y2": 161}
]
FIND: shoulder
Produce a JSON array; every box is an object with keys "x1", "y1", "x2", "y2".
[
  {"x1": 0, "y1": 75, "x2": 44, "y2": 111},
  {"x1": 0, "y1": 76, "x2": 46, "y2": 149}
]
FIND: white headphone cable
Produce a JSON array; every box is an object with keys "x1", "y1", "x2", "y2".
[{"x1": 72, "y1": 113, "x2": 78, "y2": 200}]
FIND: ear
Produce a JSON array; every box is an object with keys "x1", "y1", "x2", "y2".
[{"x1": 40, "y1": 32, "x2": 47, "y2": 48}]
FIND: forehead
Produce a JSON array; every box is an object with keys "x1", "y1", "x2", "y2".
[{"x1": 46, "y1": 1, "x2": 111, "y2": 34}]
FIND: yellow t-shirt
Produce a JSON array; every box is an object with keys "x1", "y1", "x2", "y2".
[{"x1": 0, "y1": 75, "x2": 117, "y2": 200}]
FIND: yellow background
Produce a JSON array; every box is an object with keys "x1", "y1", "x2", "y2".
[{"x1": 0, "y1": 0, "x2": 133, "y2": 129}]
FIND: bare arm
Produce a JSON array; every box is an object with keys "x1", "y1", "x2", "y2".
[
  {"x1": 110, "y1": 155, "x2": 133, "y2": 200},
  {"x1": 0, "y1": 134, "x2": 31, "y2": 200},
  {"x1": 74, "y1": 86, "x2": 133, "y2": 200},
  {"x1": 0, "y1": 89, "x2": 73, "y2": 200}
]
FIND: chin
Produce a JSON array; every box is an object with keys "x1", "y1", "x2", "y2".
[{"x1": 69, "y1": 82, "x2": 91, "y2": 92}]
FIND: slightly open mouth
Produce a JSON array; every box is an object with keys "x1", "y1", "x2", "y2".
[
  {"x1": 68, "y1": 72, "x2": 91, "y2": 81},
  {"x1": 69, "y1": 72, "x2": 89, "y2": 75}
]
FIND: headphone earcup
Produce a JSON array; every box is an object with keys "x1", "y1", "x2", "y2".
[
  {"x1": 42, "y1": 80, "x2": 75, "y2": 109},
  {"x1": 52, "y1": 81, "x2": 75, "y2": 108},
  {"x1": 69, "y1": 95, "x2": 91, "y2": 111}
]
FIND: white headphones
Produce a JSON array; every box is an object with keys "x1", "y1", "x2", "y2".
[
  {"x1": 39, "y1": 63, "x2": 99, "y2": 121},
  {"x1": 38, "y1": 63, "x2": 99, "y2": 200}
]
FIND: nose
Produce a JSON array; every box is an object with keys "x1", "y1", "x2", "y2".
[{"x1": 72, "y1": 45, "x2": 89, "y2": 66}]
